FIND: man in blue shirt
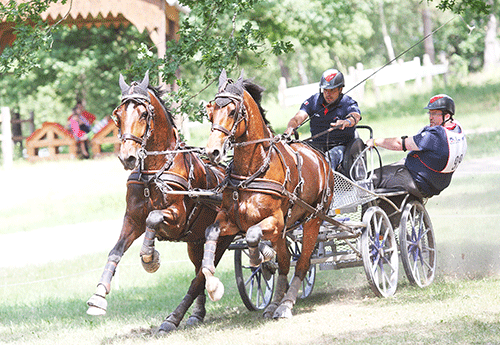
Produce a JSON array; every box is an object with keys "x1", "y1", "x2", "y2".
[
  {"x1": 285, "y1": 68, "x2": 362, "y2": 171},
  {"x1": 366, "y1": 94, "x2": 467, "y2": 198}
]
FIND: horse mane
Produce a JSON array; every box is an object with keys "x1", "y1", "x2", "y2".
[
  {"x1": 242, "y1": 79, "x2": 274, "y2": 134},
  {"x1": 148, "y1": 84, "x2": 177, "y2": 129}
]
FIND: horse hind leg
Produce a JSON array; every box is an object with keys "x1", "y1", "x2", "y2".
[
  {"x1": 273, "y1": 219, "x2": 321, "y2": 319},
  {"x1": 158, "y1": 293, "x2": 197, "y2": 333},
  {"x1": 186, "y1": 294, "x2": 206, "y2": 325},
  {"x1": 263, "y1": 236, "x2": 290, "y2": 318},
  {"x1": 262, "y1": 273, "x2": 289, "y2": 319}
]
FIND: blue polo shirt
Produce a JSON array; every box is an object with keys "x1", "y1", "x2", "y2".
[
  {"x1": 405, "y1": 122, "x2": 467, "y2": 196},
  {"x1": 300, "y1": 93, "x2": 361, "y2": 152}
]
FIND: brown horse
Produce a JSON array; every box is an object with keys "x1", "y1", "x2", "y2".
[
  {"x1": 86, "y1": 72, "x2": 234, "y2": 333},
  {"x1": 202, "y1": 70, "x2": 334, "y2": 318}
]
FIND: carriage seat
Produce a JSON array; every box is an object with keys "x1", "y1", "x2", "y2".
[{"x1": 339, "y1": 137, "x2": 367, "y2": 181}]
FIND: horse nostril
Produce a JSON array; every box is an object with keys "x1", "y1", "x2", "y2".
[
  {"x1": 208, "y1": 149, "x2": 220, "y2": 164},
  {"x1": 126, "y1": 156, "x2": 136, "y2": 166},
  {"x1": 119, "y1": 155, "x2": 137, "y2": 170}
]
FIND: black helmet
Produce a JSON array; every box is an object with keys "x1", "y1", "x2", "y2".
[
  {"x1": 319, "y1": 68, "x2": 344, "y2": 90},
  {"x1": 424, "y1": 94, "x2": 455, "y2": 115}
]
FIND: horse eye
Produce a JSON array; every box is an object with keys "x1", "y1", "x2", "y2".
[
  {"x1": 111, "y1": 111, "x2": 120, "y2": 126},
  {"x1": 229, "y1": 109, "x2": 236, "y2": 117},
  {"x1": 140, "y1": 111, "x2": 148, "y2": 118}
]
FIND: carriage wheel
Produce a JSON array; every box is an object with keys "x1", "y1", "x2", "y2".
[
  {"x1": 361, "y1": 206, "x2": 399, "y2": 298},
  {"x1": 287, "y1": 238, "x2": 316, "y2": 299},
  {"x1": 399, "y1": 200, "x2": 436, "y2": 287},
  {"x1": 234, "y1": 247, "x2": 275, "y2": 311}
]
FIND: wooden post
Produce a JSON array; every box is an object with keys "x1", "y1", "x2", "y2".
[
  {"x1": 423, "y1": 54, "x2": 433, "y2": 87},
  {"x1": 1, "y1": 107, "x2": 13, "y2": 168},
  {"x1": 398, "y1": 59, "x2": 405, "y2": 89},
  {"x1": 413, "y1": 56, "x2": 422, "y2": 87},
  {"x1": 278, "y1": 77, "x2": 287, "y2": 109}
]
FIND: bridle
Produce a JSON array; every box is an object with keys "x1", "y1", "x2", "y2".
[
  {"x1": 209, "y1": 91, "x2": 247, "y2": 149},
  {"x1": 112, "y1": 93, "x2": 156, "y2": 150}
]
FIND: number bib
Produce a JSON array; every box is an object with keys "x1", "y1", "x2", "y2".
[{"x1": 442, "y1": 126, "x2": 467, "y2": 173}]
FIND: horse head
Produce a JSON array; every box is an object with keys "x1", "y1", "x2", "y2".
[
  {"x1": 205, "y1": 69, "x2": 249, "y2": 164},
  {"x1": 112, "y1": 71, "x2": 177, "y2": 170}
]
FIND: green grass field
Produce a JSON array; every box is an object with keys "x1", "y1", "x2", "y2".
[{"x1": 1, "y1": 69, "x2": 500, "y2": 344}]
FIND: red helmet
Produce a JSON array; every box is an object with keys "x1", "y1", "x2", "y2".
[
  {"x1": 424, "y1": 94, "x2": 455, "y2": 115},
  {"x1": 319, "y1": 68, "x2": 344, "y2": 90}
]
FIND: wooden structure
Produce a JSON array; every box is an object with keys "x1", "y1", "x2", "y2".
[
  {"x1": 25, "y1": 122, "x2": 78, "y2": 161},
  {"x1": 0, "y1": 0, "x2": 188, "y2": 58},
  {"x1": 90, "y1": 118, "x2": 120, "y2": 157}
]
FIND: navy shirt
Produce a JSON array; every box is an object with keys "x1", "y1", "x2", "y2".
[
  {"x1": 300, "y1": 93, "x2": 361, "y2": 152},
  {"x1": 405, "y1": 122, "x2": 467, "y2": 196}
]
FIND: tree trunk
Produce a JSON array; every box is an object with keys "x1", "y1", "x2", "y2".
[
  {"x1": 379, "y1": 0, "x2": 396, "y2": 62},
  {"x1": 278, "y1": 57, "x2": 291, "y2": 84},
  {"x1": 297, "y1": 60, "x2": 308, "y2": 85},
  {"x1": 484, "y1": 13, "x2": 500, "y2": 70},
  {"x1": 421, "y1": 6, "x2": 435, "y2": 63}
]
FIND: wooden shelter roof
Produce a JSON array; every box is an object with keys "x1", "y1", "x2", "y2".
[{"x1": 0, "y1": 0, "x2": 188, "y2": 56}]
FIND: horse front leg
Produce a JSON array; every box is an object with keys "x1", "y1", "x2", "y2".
[
  {"x1": 273, "y1": 218, "x2": 321, "y2": 319},
  {"x1": 87, "y1": 216, "x2": 145, "y2": 316},
  {"x1": 201, "y1": 221, "x2": 225, "y2": 302},
  {"x1": 246, "y1": 221, "x2": 277, "y2": 267},
  {"x1": 139, "y1": 211, "x2": 164, "y2": 273}
]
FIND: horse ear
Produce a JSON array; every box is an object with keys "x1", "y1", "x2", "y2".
[
  {"x1": 119, "y1": 74, "x2": 130, "y2": 94},
  {"x1": 235, "y1": 69, "x2": 244, "y2": 90},
  {"x1": 140, "y1": 70, "x2": 150, "y2": 89},
  {"x1": 218, "y1": 69, "x2": 228, "y2": 92}
]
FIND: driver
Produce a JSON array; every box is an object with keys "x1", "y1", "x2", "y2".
[
  {"x1": 284, "y1": 68, "x2": 362, "y2": 171},
  {"x1": 366, "y1": 94, "x2": 467, "y2": 198}
]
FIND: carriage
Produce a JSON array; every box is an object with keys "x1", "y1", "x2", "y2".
[
  {"x1": 87, "y1": 71, "x2": 436, "y2": 331},
  {"x1": 228, "y1": 125, "x2": 436, "y2": 311}
]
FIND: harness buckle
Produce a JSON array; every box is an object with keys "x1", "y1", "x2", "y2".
[
  {"x1": 144, "y1": 187, "x2": 150, "y2": 198},
  {"x1": 232, "y1": 190, "x2": 239, "y2": 201}
]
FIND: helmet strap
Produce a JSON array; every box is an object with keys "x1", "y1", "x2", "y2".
[{"x1": 440, "y1": 113, "x2": 452, "y2": 126}]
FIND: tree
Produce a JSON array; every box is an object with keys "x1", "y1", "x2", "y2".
[
  {"x1": 0, "y1": 24, "x2": 154, "y2": 125},
  {"x1": 421, "y1": 5, "x2": 436, "y2": 62},
  {"x1": 0, "y1": 0, "x2": 493, "y2": 123},
  {"x1": 483, "y1": 0, "x2": 500, "y2": 70}
]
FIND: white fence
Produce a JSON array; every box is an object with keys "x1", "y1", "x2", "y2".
[{"x1": 278, "y1": 54, "x2": 448, "y2": 108}]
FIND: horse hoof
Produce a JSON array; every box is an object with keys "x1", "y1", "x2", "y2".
[
  {"x1": 186, "y1": 315, "x2": 203, "y2": 326},
  {"x1": 141, "y1": 250, "x2": 160, "y2": 273},
  {"x1": 273, "y1": 304, "x2": 293, "y2": 319},
  {"x1": 158, "y1": 320, "x2": 177, "y2": 334},
  {"x1": 202, "y1": 268, "x2": 224, "y2": 302},
  {"x1": 262, "y1": 302, "x2": 278, "y2": 319},
  {"x1": 86, "y1": 294, "x2": 107, "y2": 316},
  {"x1": 260, "y1": 261, "x2": 276, "y2": 281}
]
